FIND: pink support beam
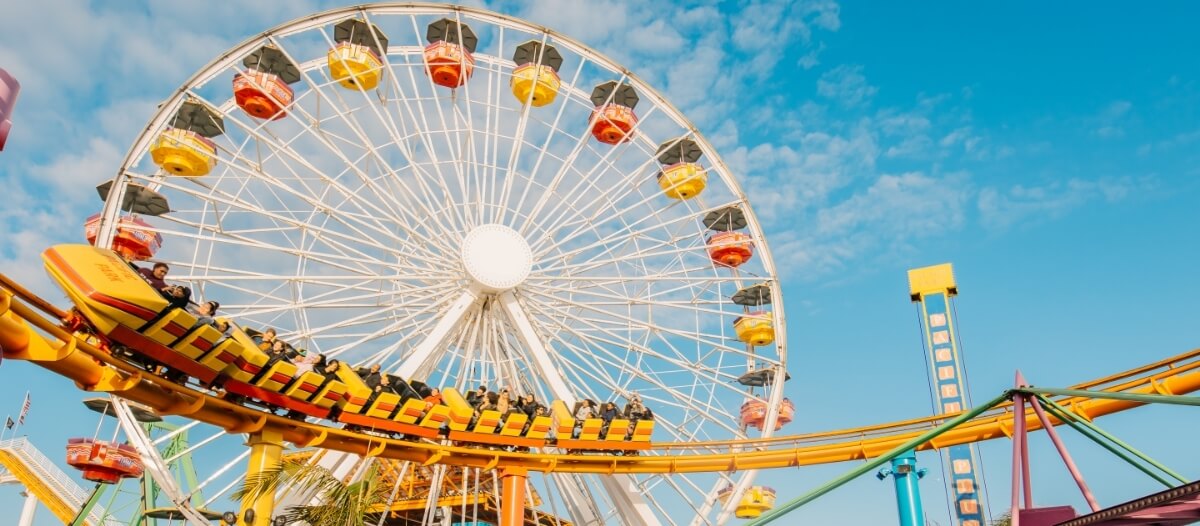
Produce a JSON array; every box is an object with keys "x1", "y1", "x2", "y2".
[
  {"x1": 1011, "y1": 391, "x2": 1026, "y2": 526},
  {"x1": 1016, "y1": 373, "x2": 1034, "y2": 506},
  {"x1": 1029, "y1": 394, "x2": 1102, "y2": 512},
  {"x1": 0, "y1": 68, "x2": 18, "y2": 151}
]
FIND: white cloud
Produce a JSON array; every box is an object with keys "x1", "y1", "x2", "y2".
[
  {"x1": 1090, "y1": 100, "x2": 1133, "y2": 139},
  {"x1": 816, "y1": 65, "x2": 877, "y2": 108},
  {"x1": 977, "y1": 176, "x2": 1150, "y2": 229},
  {"x1": 797, "y1": 43, "x2": 825, "y2": 70}
]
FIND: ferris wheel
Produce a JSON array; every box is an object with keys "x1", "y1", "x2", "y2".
[{"x1": 92, "y1": 4, "x2": 791, "y2": 525}]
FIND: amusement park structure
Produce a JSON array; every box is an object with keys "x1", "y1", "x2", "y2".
[
  {"x1": 909, "y1": 263, "x2": 988, "y2": 526},
  {"x1": 0, "y1": 4, "x2": 1197, "y2": 526}
]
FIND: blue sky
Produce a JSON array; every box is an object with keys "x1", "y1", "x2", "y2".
[{"x1": 2, "y1": 1, "x2": 1199, "y2": 524}]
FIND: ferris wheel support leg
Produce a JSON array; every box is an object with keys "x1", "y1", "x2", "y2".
[
  {"x1": 498, "y1": 291, "x2": 662, "y2": 526},
  {"x1": 241, "y1": 430, "x2": 284, "y2": 526},
  {"x1": 500, "y1": 468, "x2": 528, "y2": 526},
  {"x1": 395, "y1": 288, "x2": 484, "y2": 379}
]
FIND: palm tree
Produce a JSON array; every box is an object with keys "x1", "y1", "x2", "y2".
[
  {"x1": 234, "y1": 457, "x2": 394, "y2": 526},
  {"x1": 991, "y1": 512, "x2": 1012, "y2": 526}
]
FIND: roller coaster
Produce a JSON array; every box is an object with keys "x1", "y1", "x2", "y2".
[{"x1": 3, "y1": 270, "x2": 1199, "y2": 523}]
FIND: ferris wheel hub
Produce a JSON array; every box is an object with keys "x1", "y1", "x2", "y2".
[{"x1": 461, "y1": 224, "x2": 533, "y2": 293}]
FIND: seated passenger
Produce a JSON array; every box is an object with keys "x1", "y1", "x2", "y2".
[
  {"x1": 212, "y1": 318, "x2": 232, "y2": 342},
  {"x1": 191, "y1": 300, "x2": 220, "y2": 327},
  {"x1": 518, "y1": 394, "x2": 542, "y2": 417},
  {"x1": 319, "y1": 359, "x2": 341, "y2": 380},
  {"x1": 138, "y1": 262, "x2": 170, "y2": 292},
  {"x1": 361, "y1": 364, "x2": 382, "y2": 390},
  {"x1": 600, "y1": 402, "x2": 618, "y2": 424},
  {"x1": 266, "y1": 340, "x2": 291, "y2": 366},
  {"x1": 623, "y1": 394, "x2": 646, "y2": 421},
  {"x1": 466, "y1": 385, "x2": 488, "y2": 408},
  {"x1": 253, "y1": 328, "x2": 277, "y2": 351},
  {"x1": 373, "y1": 373, "x2": 395, "y2": 395},
  {"x1": 423, "y1": 388, "x2": 442, "y2": 407},
  {"x1": 162, "y1": 285, "x2": 192, "y2": 310},
  {"x1": 496, "y1": 388, "x2": 513, "y2": 416},
  {"x1": 574, "y1": 399, "x2": 595, "y2": 420},
  {"x1": 294, "y1": 351, "x2": 321, "y2": 375},
  {"x1": 475, "y1": 396, "x2": 496, "y2": 415}
]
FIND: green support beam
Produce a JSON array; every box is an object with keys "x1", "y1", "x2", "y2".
[
  {"x1": 1035, "y1": 394, "x2": 1188, "y2": 486},
  {"x1": 69, "y1": 484, "x2": 108, "y2": 526},
  {"x1": 1017, "y1": 387, "x2": 1200, "y2": 407}
]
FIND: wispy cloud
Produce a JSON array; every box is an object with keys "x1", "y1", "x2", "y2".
[
  {"x1": 816, "y1": 65, "x2": 877, "y2": 108},
  {"x1": 977, "y1": 176, "x2": 1151, "y2": 229},
  {"x1": 1091, "y1": 100, "x2": 1133, "y2": 138}
]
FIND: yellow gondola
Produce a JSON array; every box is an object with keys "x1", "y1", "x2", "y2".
[
  {"x1": 733, "y1": 311, "x2": 774, "y2": 346},
  {"x1": 150, "y1": 128, "x2": 217, "y2": 177},
  {"x1": 657, "y1": 163, "x2": 707, "y2": 200}
]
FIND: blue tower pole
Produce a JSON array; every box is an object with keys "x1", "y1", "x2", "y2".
[{"x1": 877, "y1": 450, "x2": 927, "y2": 526}]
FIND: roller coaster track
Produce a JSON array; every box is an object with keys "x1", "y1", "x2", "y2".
[
  {"x1": 2, "y1": 275, "x2": 1199, "y2": 475},
  {"x1": 0, "y1": 437, "x2": 115, "y2": 525}
]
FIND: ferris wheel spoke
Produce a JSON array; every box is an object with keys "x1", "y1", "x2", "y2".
[
  {"x1": 516, "y1": 73, "x2": 667, "y2": 242},
  {"x1": 503, "y1": 49, "x2": 588, "y2": 229},
  {"x1": 525, "y1": 134, "x2": 670, "y2": 253},
  {"x1": 534, "y1": 199, "x2": 740, "y2": 267},
  {"x1": 394, "y1": 288, "x2": 485, "y2": 378},
  {"x1": 143, "y1": 166, "x2": 447, "y2": 271},
  {"x1": 219, "y1": 47, "x2": 450, "y2": 237},
  {"x1": 522, "y1": 287, "x2": 773, "y2": 377},
  {"x1": 273, "y1": 33, "x2": 473, "y2": 246},
  {"x1": 519, "y1": 298, "x2": 745, "y2": 436},
  {"x1": 401, "y1": 14, "x2": 477, "y2": 231},
  {"x1": 528, "y1": 281, "x2": 732, "y2": 313},
  {"x1": 383, "y1": 27, "x2": 475, "y2": 235},
  {"x1": 187, "y1": 91, "x2": 422, "y2": 232},
  {"x1": 292, "y1": 297, "x2": 439, "y2": 343},
  {"x1": 534, "y1": 238, "x2": 712, "y2": 277},
  {"x1": 362, "y1": 300, "x2": 457, "y2": 368},
  {"x1": 148, "y1": 220, "x2": 400, "y2": 278},
  {"x1": 492, "y1": 31, "x2": 548, "y2": 225},
  {"x1": 186, "y1": 89, "x2": 463, "y2": 263},
  {"x1": 234, "y1": 281, "x2": 454, "y2": 318},
  {"x1": 446, "y1": 13, "x2": 488, "y2": 230}
]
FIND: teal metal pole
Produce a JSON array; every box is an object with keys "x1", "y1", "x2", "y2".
[
  {"x1": 745, "y1": 391, "x2": 1012, "y2": 526},
  {"x1": 877, "y1": 450, "x2": 926, "y2": 526},
  {"x1": 1035, "y1": 394, "x2": 1188, "y2": 486},
  {"x1": 1016, "y1": 387, "x2": 1200, "y2": 407}
]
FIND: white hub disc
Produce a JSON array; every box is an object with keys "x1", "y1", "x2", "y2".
[{"x1": 461, "y1": 224, "x2": 533, "y2": 293}]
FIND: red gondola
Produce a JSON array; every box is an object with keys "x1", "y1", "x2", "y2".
[
  {"x1": 84, "y1": 214, "x2": 162, "y2": 262},
  {"x1": 65, "y1": 438, "x2": 144, "y2": 484}
]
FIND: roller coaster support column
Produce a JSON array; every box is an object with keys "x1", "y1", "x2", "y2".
[
  {"x1": 18, "y1": 491, "x2": 37, "y2": 526},
  {"x1": 500, "y1": 467, "x2": 527, "y2": 526},
  {"x1": 241, "y1": 430, "x2": 284, "y2": 526},
  {"x1": 877, "y1": 450, "x2": 927, "y2": 526}
]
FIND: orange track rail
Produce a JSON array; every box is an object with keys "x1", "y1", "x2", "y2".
[{"x1": 2, "y1": 278, "x2": 1198, "y2": 475}]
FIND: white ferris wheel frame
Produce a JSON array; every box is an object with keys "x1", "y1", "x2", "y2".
[{"x1": 94, "y1": 4, "x2": 792, "y2": 526}]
